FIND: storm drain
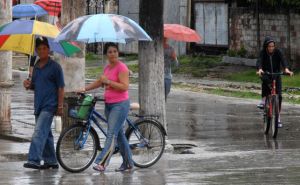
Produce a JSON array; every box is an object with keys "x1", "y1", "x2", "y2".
[{"x1": 171, "y1": 144, "x2": 197, "y2": 154}]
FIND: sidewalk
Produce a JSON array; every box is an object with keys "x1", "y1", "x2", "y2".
[
  {"x1": 0, "y1": 139, "x2": 29, "y2": 162},
  {"x1": 1, "y1": 71, "x2": 181, "y2": 162}
]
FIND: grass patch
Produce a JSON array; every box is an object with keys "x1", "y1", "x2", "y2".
[
  {"x1": 173, "y1": 83, "x2": 300, "y2": 104},
  {"x1": 121, "y1": 54, "x2": 138, "y2": 61},
  {"x1": 85, "y1": 52, "x2": 101, "y2": 61},
  {"x1": 128, "y1": 64, "x2": 138, "y2": 73},
  {"x1": 205, "y1": 88, "x2": 260, "y2": 99},
  {"x1": 203, "y1": 88, "x2": 300, "y2": 104},
  {"x1": 224, "y1": 69, "x2": 260, "y2": 83},
  {"x1": 129, "y1": 77, "x2": 138, "y2": 84},
  {"x1": 282, "y1": 73, "x2": 300, "y2": 87},
  {"x1": 225, "y1": 70, "x2": 300, "y2": 88},
  {"x1": 85, "y1": 66, "x2": 103, "y2": 79},
  {"x1": 173, "y1": 55, "x2": 222, "y2": 77},
  {"x1": 285, "y1": 97, "x2": 300, "y2": 104}
]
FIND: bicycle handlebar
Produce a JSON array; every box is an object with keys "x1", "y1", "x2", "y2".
[
  {"x1": 263, "y1": 71, "x2": 286, "y2": 76},
  {"x1": 75, "y1": 92, "x2": 105, "y2": 102},
  {"x1": 95, "y1": 96, "x2": 105, "y2": 102}
]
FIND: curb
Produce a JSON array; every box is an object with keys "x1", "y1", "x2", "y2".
[
  {"x1": 0, "y1": 134, "x2": 31, "y2": 143},
  {"x1": 0, "y1": 153, "x2": 28, "y2": 162}
]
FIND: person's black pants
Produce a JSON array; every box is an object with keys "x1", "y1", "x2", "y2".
[{"x1": 261, "y1": 76, "x2": 282, "y2": 111}]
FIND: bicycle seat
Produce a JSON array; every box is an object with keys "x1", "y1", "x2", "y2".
[{"x1": 130, "y1": 103, "x2": 140, "y2": 110}]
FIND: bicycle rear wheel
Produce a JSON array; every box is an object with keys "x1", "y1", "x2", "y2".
[
  {"x1": 271, "y1": 96, "x2": 279, "y2": 138},
  {"x1": 264, "y1": 97, "x2": 271, "y2": 134},
  {"x1": 126, "y1": 119, "x2": 165, "y2": 168},
  {"x1": 56, "y1": 124, "x2": 99, "y2": 172}
]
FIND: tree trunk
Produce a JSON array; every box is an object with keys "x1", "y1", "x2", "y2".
[
  {"x1": 58, "y1": 0, "x2": 86, "y2": 131},
  {"x1": 139, "y1": 0, "x2": 167, "y2": 131},
  {"x1": 0, "y1": 0, "x2": 13, "y2": 134}
]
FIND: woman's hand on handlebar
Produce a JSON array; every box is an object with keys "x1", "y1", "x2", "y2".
[
  {"x1": 75, "y1": 87, "x2": 86, "y2": 94},
  {"x1": 256, "y1": 69, "x2": 264, "y2": 77}
]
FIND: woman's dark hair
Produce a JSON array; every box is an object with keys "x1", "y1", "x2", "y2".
[{"x1": 104, "y1": 42, "x2": 118, "y2": 54}]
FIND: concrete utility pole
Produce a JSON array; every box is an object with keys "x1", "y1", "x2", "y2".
[
  {"x1": 0, "y1": 0, "x2": 13, "y2": 134},
  {"x1": 139, "y1": 0, "x2": 167, "y2": 131},
  {"x1": 58, "y1": 0, "x2": 86, "y2": 129}
]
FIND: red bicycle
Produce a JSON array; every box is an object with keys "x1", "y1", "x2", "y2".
[{"x1": 263, "y1": 72, "x2": 286, "y2": 138}]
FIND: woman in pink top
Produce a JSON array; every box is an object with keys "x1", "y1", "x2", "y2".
[{"x1": 81, "y1": 43, "x2": 133, "y2": 172}]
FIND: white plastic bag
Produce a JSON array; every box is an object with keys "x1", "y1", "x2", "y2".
[{"x1": 55, "y1": 116, "x2": 62, "y2": 133}]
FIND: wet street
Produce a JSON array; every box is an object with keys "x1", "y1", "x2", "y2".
[{"x1": 3, "y1": 71, "x2": 300, "y2": 184}]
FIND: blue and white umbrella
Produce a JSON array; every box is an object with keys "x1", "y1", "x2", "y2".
[
  {"x1": 13, "y1": 4, "x2": 48, "y2": 18},
  {"x1": 55, "y1": 14, "x2": 152, "y2": 44}
]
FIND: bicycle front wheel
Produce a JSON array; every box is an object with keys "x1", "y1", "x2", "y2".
[
  {"x1": 56, "y1": 124, "x2": 99, "y2": 172},
  {"x1": 271, "y1": 96, "x2": 279, "y2": 138},
  {"x1": 126, "y1": 119, "x2": 165, "y2": 168}
]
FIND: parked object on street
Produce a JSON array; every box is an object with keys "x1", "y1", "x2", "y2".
[
  {"x1": 12, "y1": 4, "x2": 48, "y2": 18},
  {"x1": 164, "y1": 24, "x2": 201, "y2": 43}
]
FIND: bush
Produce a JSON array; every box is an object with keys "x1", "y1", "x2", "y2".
[
  {"x1": 237, "y1": 45, "x2": 247, "y2": 57},
  {"x1": 85, "y1": 52, "x2": 99, "y2": 60},
  {"x1": 227, "y1": 49, "x2": 238, "y2": 57},
  {"x1": 227, "y1": 46, "x2": 248, "y2": 58}
]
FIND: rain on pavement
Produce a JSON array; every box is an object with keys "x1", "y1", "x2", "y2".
[{"x1": 3, "y1": 70, "x2": 300, "y2": 185}]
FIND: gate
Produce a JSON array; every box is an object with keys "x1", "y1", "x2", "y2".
[{"x1": 194, "y1": 1, "x2": 228, "y2": 46}]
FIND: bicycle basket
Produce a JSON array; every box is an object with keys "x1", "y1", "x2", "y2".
[{"x1": 68, "y1": 95, "x2": 93, "y2": 120}]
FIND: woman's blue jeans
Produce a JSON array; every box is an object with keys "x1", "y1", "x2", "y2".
[
  {"x1": 94, "y1": 99, "x2": 133, "y2": 167},
  {"x1": 27, "y1": 111, "x2": 57, "y2": 166}
]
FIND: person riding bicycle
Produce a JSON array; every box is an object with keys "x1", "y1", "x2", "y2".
[{"x1": 256, "y1": 36, "x2": 293, "y2": 128}]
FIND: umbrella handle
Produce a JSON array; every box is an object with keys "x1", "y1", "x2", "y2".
[{"x1": 27, "y1": 55, "x2": 32, "y2": 80}]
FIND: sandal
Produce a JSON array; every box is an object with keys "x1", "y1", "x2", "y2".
[{"x1": 93, "y1": 164, "x2": 105, "y2": 172}]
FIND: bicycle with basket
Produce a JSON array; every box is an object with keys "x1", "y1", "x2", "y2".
[{"x1": 56, "y1": 93, "x2": 166, "y2": 173}]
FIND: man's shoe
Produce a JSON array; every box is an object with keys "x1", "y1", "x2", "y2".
[
  {"x1": 41, "y1": 163, "x2": 59, "y2": 169},
  {"x1": 23, "y1": 162, "x2": 41, "y2": 169},
  {"x1": 115, "y1": 164, "x2": 133, "y2": 172}
]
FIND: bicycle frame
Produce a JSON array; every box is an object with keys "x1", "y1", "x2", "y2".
[
  {"x1": 267, "y1": 80, "x2": 277, "y2": 118},
  {"x1": 77, "y1": 106, "x2": 148, "y2": 150}
]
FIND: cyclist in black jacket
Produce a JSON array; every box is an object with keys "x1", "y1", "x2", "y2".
[{"x1": 256, "y1": 36, "x2": 293, "y2": 127}]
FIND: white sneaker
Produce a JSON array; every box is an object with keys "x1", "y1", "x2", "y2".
[{"x1": 278, "y1": 122, "x2": 283, "y2": 128}]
